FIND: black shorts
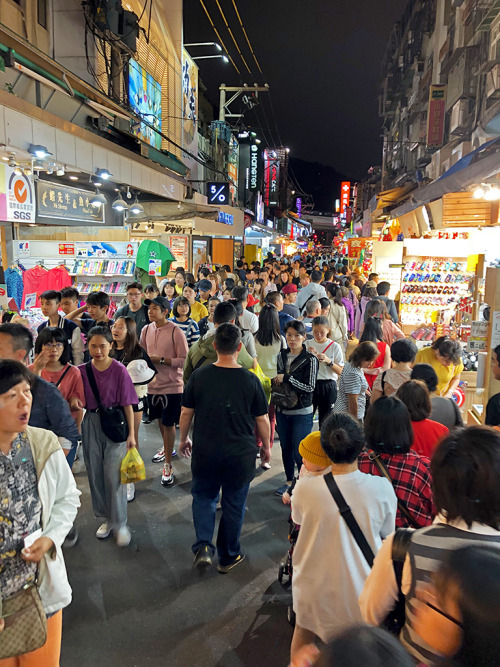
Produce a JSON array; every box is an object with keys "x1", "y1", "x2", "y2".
[
  {"x1": 132, "y1": 399, "x2": 144, "y2": 413},
  {"x1": 148, "y1": 393, "x2": 182, "y2": 427}
]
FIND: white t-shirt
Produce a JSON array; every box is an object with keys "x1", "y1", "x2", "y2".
[
  {"x1": 305, "y1": 339, "x2": 344, "y2": 381},
  {"x1": 240, "y1": 309, "x2": 259, "y2": 334},
  {"x1": 291, "y1": 470, "x2": 396, "y2": 643}
]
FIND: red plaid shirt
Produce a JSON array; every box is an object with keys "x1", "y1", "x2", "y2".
[{"x1": 358, "y1": 450, "x2": 434, "y2": 528}]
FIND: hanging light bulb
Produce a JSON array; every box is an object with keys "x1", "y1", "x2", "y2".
[
  {"x1": 90, "y1": 189, "x2": 107, "y2": 207},
  {"x1": 112, "y1": 193, "x2": 129, "y2": 212},
  {"x1": 484, "y1": 186, "x2": 500, "y2": 201},
  {"x1": 473, "y1": 186, "x2": 485, "y2": 199},
  {"x1": 130, "y1": 196, "x2": 144, "y2": 215}
]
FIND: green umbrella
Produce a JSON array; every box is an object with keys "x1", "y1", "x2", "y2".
[{"x1": 136, "y1": 240, "x2": 175, "y2": 278}]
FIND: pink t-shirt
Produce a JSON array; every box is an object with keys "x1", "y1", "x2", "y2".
[{"x1": 28, "y1": 363, "x2": 84, "y2": 420}]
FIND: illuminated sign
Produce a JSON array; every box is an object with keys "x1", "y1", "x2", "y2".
[
  {"x1": 340, "y1": 181, "x2": 351, "y2": 214},
  {"x1": 296, "y1": 197, "x2": 302, "y2": 217},
  {"x1": 249, "y1": 144, "x2": 259, "y2": 191},
  {"x1": 426, "y1": 84, "x2": 447, "y2": 148},
  {"x1": 207, "y1": 182, "x2": 230, "y2": 205},
  {"x1": 335, "y1": 198, "x2": 340, "y2": 213},
  {"x1": 264, "y1": 149, "x2": 280, "y2": 207},
  {"x1": 37, "y1": 181, "x2": 104, "y2": 223},
  {"x1": 217, "y1": 211, "x2": 234, "y2": 225}
]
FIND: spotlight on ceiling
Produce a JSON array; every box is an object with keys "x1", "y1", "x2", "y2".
[
  {"x1": 90, "y1": 189, "x2": 107, "y2": 208},
  {"x1": 95, "y1": 168, "x2": 112, "y2": 180},
  {"x1": 13, "y1": 166, "x2": 23, "y2": 175},
  {"x1": 8, "y1": 155, "x2": 16, "y2": 168},
  {"x1": 24, "y1": 167, "x2": 32, "y2": 177},
  {"x1": 69, "y1": 175, "x2": 78, "y2": 181},
  {"x1": 56, "y1": 165, "x2": 65, "y2": 176},
  {"x1": 473, "y1": 186, "x2": 485, "y2": 199},
  {"x1": 112, "y1": 193, "x2": 129, "y2": 212},
  {"x1": 28, "y1": 144, "x2": 52, "y2": 159},
  {"x1": 129, "y1": 196, "x2": 144, "y2": 215}
]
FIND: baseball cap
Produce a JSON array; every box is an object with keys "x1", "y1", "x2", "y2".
[
  {"x1": 144, "y1": 296, "x2": 169, "y2": 310},
  {"x1": 196, "y1": 279, "x2": 212, "y2": 292},
  {"x1": 365, "y1": 280, "x2": 377, "y2": 289},
  {"x1": 281, "y1": 284, "x2": 298, "y2": 295}
]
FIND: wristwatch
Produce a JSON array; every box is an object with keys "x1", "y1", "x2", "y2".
[
  {"x1": 160, "y1": 357, "x2": 165, "y2": 365},
  {"x1": 328, "y1": 361, "x2": 334, "y2": 368}
]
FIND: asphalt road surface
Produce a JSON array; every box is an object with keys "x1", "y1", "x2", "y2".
[{"x1": 62, "y1": 422, "x2": 294, "y2": 666}]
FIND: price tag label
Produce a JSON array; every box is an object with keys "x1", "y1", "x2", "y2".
[{"x1": 149, "y1": 259, "x2": 162, "y2": 276}]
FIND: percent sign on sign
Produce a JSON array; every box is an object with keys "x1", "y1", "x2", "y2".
[{"x1": 207, "y1": 182, "x2": 229, "y2": 205}]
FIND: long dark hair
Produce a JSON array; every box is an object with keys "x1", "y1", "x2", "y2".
[
  {"x1": 35, "y1": 327, "x2": 71, "y2": 365},
  {"x1": 254, "y1": 304, "x2": 281, "y2": 346},
  {"x1": 360, "y1": 316, "x2": 383, "y2": 344},
  {"x1": 111, "y1": 317, "x2": 143, "y2": 363},
  {"x1": 326, "y1": 283, "x2": 343, "y2": 306}
]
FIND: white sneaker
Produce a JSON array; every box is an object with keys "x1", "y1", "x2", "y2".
[
  {"x1": 126, "y1": 483, "x2": 135, "y2": 502},
  {"x1": 261, "y1": 461, "x2": 271, "y2": 470},
  {"x1": 152, "y1": 447, "x2": 165, "y2": 463},
  {"x1": 96, "y1": 522, "x2": 110, "y2": 539},
  {"x1": 161, "y1": 463, "x2": 174, "y2": 486},
  {"x1": 115, "y1": 526, "x2": 131, "y2": 548}
]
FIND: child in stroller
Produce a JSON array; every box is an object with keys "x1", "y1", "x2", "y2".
[{"x1": 278, "y1": 431, "x2": 332, "y2": 624}]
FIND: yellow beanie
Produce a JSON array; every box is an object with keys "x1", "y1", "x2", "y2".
[{"x1": 299, "y1": 431, "x2": 332, "y2": 468}]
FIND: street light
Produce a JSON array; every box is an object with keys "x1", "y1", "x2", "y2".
[
  {"x1": 191, "y1": 55, "x2": 228, "y2": 63},
  {"x1": 184, "y1": 42, "x2": 222, "y2": 51}
]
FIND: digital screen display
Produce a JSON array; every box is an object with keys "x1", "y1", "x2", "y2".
[{"x1": 128, "y1": 59, "x2": 162, "y2": 150}]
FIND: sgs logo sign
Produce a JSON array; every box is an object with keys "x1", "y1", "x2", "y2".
[{"x1": 7, "y1": 168, "x2": 34, "y2": 222}]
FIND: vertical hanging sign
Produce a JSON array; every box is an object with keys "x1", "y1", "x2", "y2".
[
  {"x1": 340, "y1": 181, "x2": 351, "y2": 214},
  {"x1": 264, "y1": 149, "x2": 280, "y2": 207},
  {"x1": 426, "y1": 84, "x2": 447, "y2": 148}
]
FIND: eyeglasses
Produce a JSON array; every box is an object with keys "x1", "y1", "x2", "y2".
[{"x1": 43, "y1": 343, "x2": 64, "y2": 350}]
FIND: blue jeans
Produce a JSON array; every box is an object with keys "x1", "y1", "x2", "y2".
[
  {"x1": 191, "y1": 475, "x2": 250, "y2": 566},
  {"x1": 275, "y1": 411, "x2": 314, "y2": 481}
]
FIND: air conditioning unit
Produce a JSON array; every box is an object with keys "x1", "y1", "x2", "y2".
[
  {"x1": 486, "y1": 64, "x2": 500, "y2": 99},
  {"x1": 450, "y1": 99, "x2": 469, "y2": 135}
]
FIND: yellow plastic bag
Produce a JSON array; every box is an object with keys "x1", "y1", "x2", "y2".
[
  {"x1": 249, "y1": 362, "x2": 272, "y2": 402},
  {"x1": 120, "y1": 448, "x2": 146, "y2": 484}
]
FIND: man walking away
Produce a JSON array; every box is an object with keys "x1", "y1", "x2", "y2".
[
  {"x1": 179, "y1": 323, "x2": 270, "y2": 573},
  {"x1": 376, "y1": 281, "x2": 399, "y2": 324}
]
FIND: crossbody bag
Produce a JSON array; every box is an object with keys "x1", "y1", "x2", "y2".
[
  {"x1": 323, "y1": 472, "x2": 412, "y2": 634},
  {"x1": 271, "y1": 352, "x2": 308, "y2": 410},
  {"x1": 370, "y1": 455, "x2": 421, "y2": 529},
  {"x1": 85, "y1": 362, "x2": 129, "y2": 443}
]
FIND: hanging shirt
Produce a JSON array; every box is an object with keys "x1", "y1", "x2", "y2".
[
  {"x1": 22, "y1": 265, "x2": 48, "y2": 308},
  {"x1": 37, "y1": 265, "x2": 72, "y2": 294},
  {"x1": 5, "y1": 268, "x2": 24, "y2": 309}
]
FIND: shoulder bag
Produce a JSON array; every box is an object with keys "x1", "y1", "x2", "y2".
[
  {"x1": 53, "y1": 365, "x2": 72, "y2": 389},
  {"x1": 0, "y1": 583, "x2": 47, "y2": 659},
  {"x1": 323, "y1": 472, "x2": 413, "y2": 635},
  {"x1": 371, "y1": 455, "x2": 421, "y2": 529},
  {"x1": 85, "y1": 362, "x2": 129, "y2": 443},
  {"x1": 271, "y1": 355, "x2": 308, "y2": 410}
]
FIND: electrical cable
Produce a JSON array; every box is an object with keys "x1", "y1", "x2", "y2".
[
  {"x1": 214, "y1": 0, "x2": 251, "y2": 73},
  {"x1": 230, "y1": 0, "x2": 264, "y2": 75},
  {"x1": 197, "y1": 0, "x2": 240, "y2": 74}
]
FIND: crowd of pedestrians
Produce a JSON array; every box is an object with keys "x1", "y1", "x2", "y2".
[{"x1": 0, "y1": 249, "x2": 498, "y2": 666}]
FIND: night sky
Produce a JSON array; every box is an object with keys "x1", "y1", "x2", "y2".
[{"x1": 184, "y1": 0, "x2": 405, "y2": 182}]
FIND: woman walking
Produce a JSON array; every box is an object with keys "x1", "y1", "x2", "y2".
[
  {"x1": 171, "y1": 296, "x2": 200, "y2": 347},
  {"x1": 79, "y1": 326, "x2": 138, "y2": 547},
  {"x1": 333, "y1": 341, "x2": 379, "y2": 420},
  {"x1": 359, "y1": 317, "x2": 391, "y2": 394},
  {"x1": 325, "y1": 284, "x2": 348, "y2": 353}
]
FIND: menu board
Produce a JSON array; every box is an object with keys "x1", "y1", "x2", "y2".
[{"x1": 168, "y1": 236, "x2": 189, "y2": 270}]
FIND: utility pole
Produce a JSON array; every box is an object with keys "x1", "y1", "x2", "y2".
[{"x1": 219, "y1": 83, "x2": 270, "y2": 122}]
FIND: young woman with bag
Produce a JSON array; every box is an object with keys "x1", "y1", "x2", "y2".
[
  {"x1": 78, "y1": 326, "x2": 138, "y2": 548},
  {"x1": 272, "y1": 320, "x2": 319, "y2": 496},
  {"x1": 0, "y1": 360, "x2": 80, "y2": 666}
]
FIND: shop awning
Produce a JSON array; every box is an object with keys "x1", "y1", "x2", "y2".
[
  {"x1": 391, "y1": 149, "x2": 500, "y2": 219},
  {"x1": 438, "y1": 137, "x2": 500, "y2": 180},
  {"x1": 374, "y1": 184, "x2": 416, "y2": 211}
]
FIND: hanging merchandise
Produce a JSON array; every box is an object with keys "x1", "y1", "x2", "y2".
[
  {"x1": 37, "y1": 264, "x2": 72, "y2": 294},
  {"x1": 21, "y1": 265, "x2": 48, "y2": 309},
  {"x1": 5, "y1": 267, "x2": 24, "y2": 309},
  {"x1": 136, "y1": 240, "x2": 175, "y2": 278}
]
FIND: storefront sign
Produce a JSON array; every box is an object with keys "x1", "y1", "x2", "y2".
[
  {"x1": 192, "y1": 239, "x2": 209, "y2": 276},
  {"x1": 207, "y1": 182, "x2": 230, "y2": 205},
  {"x1": 228, "y1": 135, "x2": 239, "y2": 206},
  {"x1": 167, "y1": 236, "x2": 189, "y2": 269},
  {"x1": 264, "y1": 150, "x2": 280, "y2": 207},
  {"x1": 249, "y1": 144, "x2": 260, "y2": 191},
  {"x1": 37, "y1": 182, "x2": 104, "y2": 223},
  {"x1": 58, "y1": 243, "x2": 75, "y2": 256},
  {"x1": 217, "y1": 211, "x2": 234, "y2": 225},
  {"x1": 18, "y1": 241, "x2": 30, "y2": 256},
  {"x1": 468, "y1": 321, "x2": 488, "y2": 352},
  {"x1": 340, "y1": 182, "x2": 351, "y2": 214},
  {"x1": 426, "y1": 84, "x2": 447, "y2": 148},
  {"x1": 347, "y1": 237, "x2": 366, "y2": 259},
  {"x1": 296, "y1": 197, "x2": 302, "y2": 217}
]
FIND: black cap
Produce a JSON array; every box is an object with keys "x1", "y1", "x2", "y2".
[
  {"x1": 144, "y1": 296, "x2": 169, "y2": 311},
  {"x1": 196, "y1": 279, "x2": 212, "y2": 291}
]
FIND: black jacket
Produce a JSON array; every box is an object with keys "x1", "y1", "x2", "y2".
[{"x1": 277, "y1": 346, "x2": 319, "y2": 411}]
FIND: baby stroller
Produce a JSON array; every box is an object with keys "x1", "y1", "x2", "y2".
[{"x1": 278, "y1": 513, "x2": 300, "y2": 627}]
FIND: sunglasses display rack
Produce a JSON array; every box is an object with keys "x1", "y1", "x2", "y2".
[{"x1": 399, "y1": 257, "x2": 474, "y2": 327}]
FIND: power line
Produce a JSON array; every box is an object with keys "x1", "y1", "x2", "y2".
[
  {"x1": 214, "y1": 0, "x2": 252, "y2": 74},
  {"x1": 230, "y1": 0, "x2": 264, "y2": 75},
  {"x1": 197, "y1": 0, "x2": 240, "y2": 74}
]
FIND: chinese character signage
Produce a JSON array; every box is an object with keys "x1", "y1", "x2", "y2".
[
  {"x1": 296, "y1": 197, "x2": 302, "y2": 217},
  {"x1": 58, "y1": 243, "x2": 75, "y2": 256},
  {"x1": 264, "y1": 149, "x2": 280, "y2": 207},
  {"x1": 37, "y1": 181, "x2": 105, "y2": 223},
  {"x1": 347, "y1": 237, "x2": 366, "y2": 260},
  {"x1": 167, "y1": 236, "x2": 189, "y2": 269},
  {"x1": 182, "y1": 50, "x2": 199, "y2": 181},
  {"x1": 0, "y1": 165, "x2": 35, "y2": 222},
  {"x1": 426, "y1": 84, "x2": 447, "y2": 148},
  {"x1": 340, "y1": 182, "x2": 351, "y2": 214}
]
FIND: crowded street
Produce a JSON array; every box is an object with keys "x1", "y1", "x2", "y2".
[{"x1": 1, "y1": 0, "x2": 500, "y2": 665}]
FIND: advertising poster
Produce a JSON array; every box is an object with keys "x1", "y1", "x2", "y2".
[
  {"x1": 128, "y1": 59, "x2": 162, "y2": 150},
  {"x1": 192, "y1": 239, "x2": 208, "y2": 276},
  {"x1": 168, "y1": 236, "x2": 189, "y2": 269},
  {"x1": 0, "y1": 165, "x2": 35, "y2": 222},
  {"x1": 182, "y1": 50, "x2": 198, "y2": 179}
]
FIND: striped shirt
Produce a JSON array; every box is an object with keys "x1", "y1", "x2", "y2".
[
  {"x1": 171, "y1": 317, "x2": 200, "y2": 348},
  {"x1": 333, "y1": 362, "x2": 368, "y2": 419}
]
